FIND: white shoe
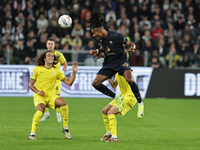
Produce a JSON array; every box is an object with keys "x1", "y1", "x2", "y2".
[
  {"x1": 63, "y1": 128, "x2": 72, "y2": 139},
  {"x1": 40, "y1": 113, "x2": 50, "y2": 122},
  {"x1": 28, "y1": 135, "x2": 37, "y2": 140},
  {"x1": 56, "y1": 113, "x2": 62, "y2": 122},
  {"x1": 100, "y1": 134, "x2": 111, "y2": 141}
]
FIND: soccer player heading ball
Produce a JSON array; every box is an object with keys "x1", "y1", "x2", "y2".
[{"x1": 88, "y1": 9, "x2": 144, "y2": 121}]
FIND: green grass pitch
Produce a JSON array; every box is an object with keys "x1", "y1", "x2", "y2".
[{"x1": 0, "y1": 97, "x2": 200, "y2": 150}]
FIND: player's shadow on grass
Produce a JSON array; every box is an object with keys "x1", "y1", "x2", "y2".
[{"x1": 39, "y1": 137, "x2": 70, "y2": 140}]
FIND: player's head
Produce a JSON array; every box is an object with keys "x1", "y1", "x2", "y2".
[
  {"x1": 36, "y1": 50, "x2": 58, "y2": 67},
  {"x1": 88, "y1": 9, "x2": 106, "y2": 40},
  {"x1": 46, "y1": 39, "x2": 55, "y2": 52}
]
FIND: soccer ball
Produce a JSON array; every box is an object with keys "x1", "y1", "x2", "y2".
[{"x1": 58, "y1": 15, "x2": 72, "y2": 28}]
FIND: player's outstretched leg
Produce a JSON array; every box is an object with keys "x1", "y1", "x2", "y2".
[
  {"x1": 128, "y1": 80, "x2": 144, "y2": 118},
  {"x1": 100, "y1": 114, "x2": 112, "y2": 141},
  {"x1": 56, "y1": 108, "x2": 62, "y2": 122},
  {"x1": 28, "y1": 110, "x2": 43, "y2": 140},
  {"x1": 106, "y1": 114, "x2": 119, "y2": 142},
  {"x1": 61, "y1": 105, "x2": 71, "y2": 139},
  {"x1": 40, "y1": 107, "x2": 50, "y2": 122},
  {"x1": 94, "y1": 84, "x2": 116, "y2": 98},
  {"x1": 137, "y1": 102, "x2": 144, "y2": 119}
]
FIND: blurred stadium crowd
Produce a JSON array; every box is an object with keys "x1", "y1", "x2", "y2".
[{"x1": 0, "y1": 0, "x2": 200, "y2": 68}]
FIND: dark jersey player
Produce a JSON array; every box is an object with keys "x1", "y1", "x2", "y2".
[{"x1": 89, "y1": 9, "x2": 144, "y2": 119}]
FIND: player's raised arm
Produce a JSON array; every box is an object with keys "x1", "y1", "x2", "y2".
[
  {"x1": 126, "y1": 40, "x2": 137, "y2": 53},
  {"x1": 62, "y1": 62, "x2": 68, "y2": 73},
  {"x1": 62, "y1": 62, "x2": 78, "y2": 86}
]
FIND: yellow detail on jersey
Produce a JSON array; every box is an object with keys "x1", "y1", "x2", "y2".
[
  {"x1": 107, "y1": 52, "x2": 115, "y2": 55},
  {"x1": 123, "y1": 37, "x2": 126, "y2": 43},
  {"x1": 110, "y1": 41, "x2": 113, "y2": 45},
  {"x1": 31, "y1": 66, "x2": 66, "y2": 95},
  {"x1": 54, "y1": 50, "x2": 66, "y2": 69},
  {"x1": 106, "y1": 47, "x2": 115, "y2": 55},
  {"x1": 115, "y1": 73, "x2": 134, "y2": 96},
  {"x1": 106, "y1": 47, "x2": 110, "y2": 52}
]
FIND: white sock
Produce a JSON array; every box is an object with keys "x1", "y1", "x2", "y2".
[
  {"x1": 106, "y1": 131, "x2": 111, "y2": 135},
  {"x1": 112, "y1": 135, "x2": 117, "y2": 138},
  {"x1": 138, "y1": 102, "x2": 143, "y2": 106},
  {"x1": 30, "y1": 132, "x2": 35, "y2": 136},
  {"x1": 63, "y1": 127, "x2": 68, "y2": 130}
]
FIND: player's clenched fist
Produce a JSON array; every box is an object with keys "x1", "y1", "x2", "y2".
[
  {"x1": 90, "y1": 50, "x2": 98, "y2": 56},
  {"x1": 72, "y1": 62, "x2": 78, "y2": 72}
]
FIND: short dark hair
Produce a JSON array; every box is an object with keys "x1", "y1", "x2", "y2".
[{"x1": 47, "y1": 38, "x2": 55, "y2": 43}]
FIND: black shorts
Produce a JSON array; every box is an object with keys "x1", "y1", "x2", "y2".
[{"x1": 97, "y1": 61, "x2": 131, "y2": 78}]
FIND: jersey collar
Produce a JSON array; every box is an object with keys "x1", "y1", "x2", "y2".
[{"x1": 102, "y1": 29, "x2": 110, "y2": 41}]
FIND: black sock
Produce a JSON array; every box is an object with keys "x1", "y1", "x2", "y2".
[
  {"x1": 94, "y1": 84, "x2": 115, "y2": 98},
  {"x1": 129, "y1": 82, "x2": 142, "y2": 103}
]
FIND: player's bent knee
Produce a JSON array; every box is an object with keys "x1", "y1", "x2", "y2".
[
  {"x1": 36, "y1": 103, "x2": 46, "y2": 113},
  {"x1": 92, "y1": 81, "x2": 100, "y2": 87},
  {"x1": 126, "y1": 79, "x2": 134, "y2": 84},
  {"x1": 102, "y1": 108, "x2": 108, "y2": 114},
  {"x1": 107, "y1": 110, "x2": 113, "y2": 116},
  {"x1": 102, "y1": 105, "x2": 112, "y2": 114},
  {"x1": 60, "y1": 100, "x2": 67, "y2": 107},
  {"x1": 55, "y1": 97, "x2": 67, "y2": 107}
]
